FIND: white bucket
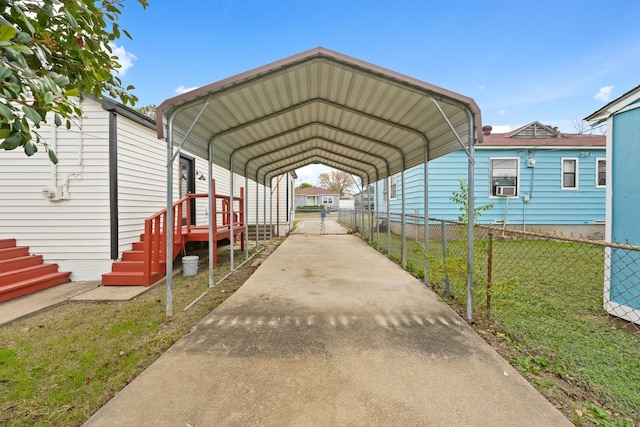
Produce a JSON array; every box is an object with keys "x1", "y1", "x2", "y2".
[{"x1": 182, "y1": 255, "x2": 199, "y2": 276}]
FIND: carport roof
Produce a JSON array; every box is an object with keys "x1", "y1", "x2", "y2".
[{"x1": 156, "y1": 47, "x2": 481, "y2": 184}]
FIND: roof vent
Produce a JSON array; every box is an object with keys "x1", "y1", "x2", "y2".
[{"x1": 482, "y1": 125, "x2": 492, "y2": 135}]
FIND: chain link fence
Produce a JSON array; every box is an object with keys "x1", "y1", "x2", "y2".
[{"x1": 344, "y1": 209, "x2": 640, "y2": 421}]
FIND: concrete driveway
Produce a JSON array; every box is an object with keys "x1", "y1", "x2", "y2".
[{"x1": 85, "y1": 220, "x2": 571, "y2": 426}]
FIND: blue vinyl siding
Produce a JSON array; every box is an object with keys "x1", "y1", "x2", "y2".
[
  {"x1": 382, "y1": 147, "x2": 605, "y2": 225},
  {"x1": 610, "y1": 106, "x2": 640, "y2": 312},
  {"x1": 611, "y1": 108, "x2": 640, "y2": 245}
]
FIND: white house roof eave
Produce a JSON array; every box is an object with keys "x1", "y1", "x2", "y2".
[{"x1": 156, "y1": 47, "x2": 482, "y2": 182}]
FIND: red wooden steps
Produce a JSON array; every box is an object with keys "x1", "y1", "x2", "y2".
[{"x1": 0, "y1": 239, "x2": 71, "y2": 303}]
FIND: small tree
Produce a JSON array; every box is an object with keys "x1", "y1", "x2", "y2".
[
  {"x1": 450, "y1": 179, "x2": 494, "y2": 224},
  {"x1": 297, "y1": 182, "x2": 312, "y2": 189},
  {"x1": 0, "y1": 0, "x2": 148, "y2": 163},
  {"x1": 135, "y1": 104, "x2": 156, "y2": 120}
]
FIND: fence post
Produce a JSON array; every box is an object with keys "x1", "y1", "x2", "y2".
[
  {"x1": 442, "y1": 220, "x2": 451, "y2": 297},
  {"x1": 487, "y1": 228, "x2": 494, "y2": 315}
]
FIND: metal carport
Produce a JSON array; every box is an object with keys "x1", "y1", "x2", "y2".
[{"x1": 156, "y1": 47, "x2": 482, "y2": 318}]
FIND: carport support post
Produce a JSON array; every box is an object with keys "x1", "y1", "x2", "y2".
[
  {"x1": 208, "y1": 144, "x2": 215, "y2": 287},
  {"x1": 255, "y1": 179, "x2": 259, "y2": 249},
  {"x1": 263, "y1": 184, "x2": 267, "y2": 243},
  {"x1": 245, "y1": 176, "x2": 249, "y2": 260},
  {"x1": 375, "y1": 180, "x2": 380, "y2": 250},
  {"x1": 401, "y1": 169, "x2": 406, "y2": 270},
  {"x1": 269, "y1": 181, "x2": 273, "y2": 240},
  {"x1": 229, "y1": 169, "x2": 235, "y2": 270},
  {"x1": 466, "y1": 111, "x2": 476, "y2": 322},
  {"x1": 165, "y1": 126, "x2": 174, "y2": 317},
  {"x1": 386, "y1": 177, "x2": 391, "y2": 260},
  {"x1": 423, "y1": 148, "x2": 429, "y2": 287},
  {"x1": 367, "y1": 181, "x2": 372, "y2": 245}
]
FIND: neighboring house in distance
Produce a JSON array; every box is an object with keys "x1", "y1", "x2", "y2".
[
  {"x1": 586, "y1": 84, "x2": 640, "y2": 325},
  {"x1": 295, "y1": 186, "x2": 340, "y2": 211},
  {"x1": 381, "y1": 121, "x2": 606, "y2": 238},
  {"x1": 0, "y1": 96, "x2": 294, "y2": 299},
  {"x1": 353, "y1": 184, "x2": 376, "y2": 209}
]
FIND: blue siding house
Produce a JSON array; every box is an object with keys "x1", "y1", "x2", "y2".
[
  {"x1": 586, "y1": 85, "x2": 640, "y2": 325},
  {"x1": 381, "y1": 122, "x2": 606, "y2": 238}
]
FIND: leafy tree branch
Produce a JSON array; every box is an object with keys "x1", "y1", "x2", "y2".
[{"x1": 0, "y1": 0, "x2": 148, "y2": 162}]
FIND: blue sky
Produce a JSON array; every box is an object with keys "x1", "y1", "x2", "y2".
[{"x1": 113, "y1": 0, "x2": 640, "y2": 185}]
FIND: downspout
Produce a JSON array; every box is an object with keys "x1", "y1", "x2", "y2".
[
  {"x1": 50, "y1": 122, "x2": 57, "y2": 191},
  {"x1": 108, "y1": 109, "x2": 118, "y2": 260},
  {"x1": 276, "y1": 175, "x2": 280, "y2": 237}
]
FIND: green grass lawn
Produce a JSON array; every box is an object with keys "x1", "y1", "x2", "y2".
[
  {"x1": 0, "y1": 246, "x2": 265, "y2": 426},
  {"x1": 373, "y1": 230, "x2": 639, "y2": 425}
]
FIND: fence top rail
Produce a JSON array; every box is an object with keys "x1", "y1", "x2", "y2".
[{"x1": 366, "y1": 208, "x2": 640, "y2": 252}]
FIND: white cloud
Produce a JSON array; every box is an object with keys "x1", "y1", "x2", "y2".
[
  {"x1": 295, "y1": 164, "x2": 333, "y2": 186},
  {"x1": 498, "y1": 109, "x2": 506, "y2": 114},
  {"x1": 477, "y1": 84, "x2": 486, "y2": 90},
  {"x1": 174, "y1": 85, "x2": 199, "y2": 95},
  {"x1": 491, "y1": 125, "x2": 514, "y2": 133},
  {"x1": 109, "y1": 43, "x2": 136, "y2": 75},
  {"x1": 595, "y1": 85, "x2": 614, "y2": 102}
]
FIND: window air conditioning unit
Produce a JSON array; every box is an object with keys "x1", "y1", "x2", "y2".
[{"x1": 496, "y1": 186, "x2": 517, "y2": 196}]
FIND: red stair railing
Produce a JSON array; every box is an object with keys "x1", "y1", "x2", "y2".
[{"x1": 140, "y1": 180, "x2": 246, "y2": 284}]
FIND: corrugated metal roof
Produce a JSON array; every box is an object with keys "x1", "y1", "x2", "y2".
[{"x1": 156, "y1": 47, "x2": 481, "y2": 184}]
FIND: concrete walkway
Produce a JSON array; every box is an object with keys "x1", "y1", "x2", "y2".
[{"x1": 85, "y1": 219, "x2": 571, "y2": 426}]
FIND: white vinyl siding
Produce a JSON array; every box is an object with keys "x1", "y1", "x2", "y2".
[
  {"x1": 0, "y1": 98, "x2": 113, "y2": 280},
  {"x1": 0, "y1": 97, "x2": 293, "y2": 280}
]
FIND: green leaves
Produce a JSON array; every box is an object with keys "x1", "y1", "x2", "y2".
[
  {"x1": 0, "y1": 24, "x2": 15, "y2": 41},
  {"x1": 0, "y1": 131, "x2": 22, "y2": 150},
  {"x1": 0, "y1": 0, "x2": 148, "y2": 163}
]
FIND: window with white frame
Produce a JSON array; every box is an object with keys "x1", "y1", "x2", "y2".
[
  {"x1": 562, "y1": 158, "x2": 578, "y2": 189},
  {"x1": 322, "y1": 196, "x2": 334, "y2": 205},
  {"x1": 389, "y1": 174, "x2": 397, "y2": 200},
  {"x1": 596, "y1": 158, "x2": 606, "y2": 187},
  {"x1": 490, "y1": 158, "x2": 519, "y2": 196}
]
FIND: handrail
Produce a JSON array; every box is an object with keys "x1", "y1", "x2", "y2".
[{"x1": 140, "y1": 180, "x2": 245, "y2": 283}]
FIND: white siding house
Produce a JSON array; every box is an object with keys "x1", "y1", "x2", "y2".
[{"x1": 0, "y1": 96, "x2": 293, "y2": 284}]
